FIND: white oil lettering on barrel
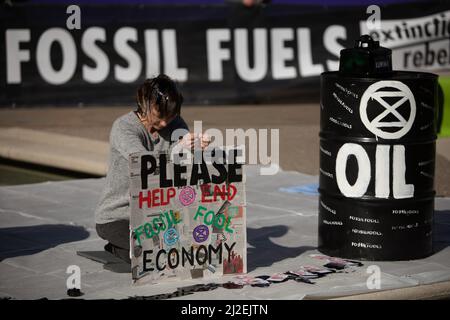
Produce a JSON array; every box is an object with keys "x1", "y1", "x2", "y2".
[
  {"x1": 393, "y1": 145, "x2": 414, "y2": 199},
  {"x1": 336, "y1": 143, "x2": 414, "y2": 199},
  {"x1": 375, "y1": 145, "x2": 390, "y2": 198},
  {"x1": 374, "y1": 145, "x2": 414, "y2": 199},
  {"x1": 336, "y1": 143, "x2": 371, "y2": 197},
  {"x1": 335, "y1": 80, "x2": 416, "y2": 199}
]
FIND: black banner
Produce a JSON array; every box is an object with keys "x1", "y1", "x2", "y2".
[{"x1": 0, "y1": 1, "x2": 448, "y2": 106}]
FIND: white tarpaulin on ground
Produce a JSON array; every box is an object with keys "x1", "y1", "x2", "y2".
[{"x1": 1, "y1": 166, "x2": 450, "y2": 299}]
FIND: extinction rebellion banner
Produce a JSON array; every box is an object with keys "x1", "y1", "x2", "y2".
[{"x1": 0, "y1": 1, "x2": 449, "y2": 106}]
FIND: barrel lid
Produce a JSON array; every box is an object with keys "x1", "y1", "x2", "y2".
[{"x1": 339, "y1": 34, "x2": 392, "y2": 77}]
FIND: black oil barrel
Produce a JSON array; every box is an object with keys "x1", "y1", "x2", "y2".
[{"x1": 318, "y1": 35, "x2": 438, "y2": 261}]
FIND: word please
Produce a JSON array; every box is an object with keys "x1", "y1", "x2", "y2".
[{"x1": 140, "y1": 153, "x2": 242, "y2": 190}]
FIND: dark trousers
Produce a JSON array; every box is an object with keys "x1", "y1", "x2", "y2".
[{"x1": 96, "y1": 220, "x2": 131, "y2": 264}]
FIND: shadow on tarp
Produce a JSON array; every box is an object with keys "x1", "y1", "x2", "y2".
[
  {"x1": 434, "y1": 210, "x2": 450, "y2": 253},
  {"x1": 0, "y1": 224, "x2": 90, "y2": 261},
  {"x1": 247, "y1": 225, "x2": 315, "y2": 272},
  {"x1": 246, "y1": 210, "x2": 450, "y2": 270}
]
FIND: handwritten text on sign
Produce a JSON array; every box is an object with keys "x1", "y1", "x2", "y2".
[{"x1": 129, "y1": 149, "x2": 247, "y2": 284}]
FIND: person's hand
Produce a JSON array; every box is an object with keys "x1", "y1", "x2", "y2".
[
  {"x1": 180, "y1": 132, "x2": 211, "y2": 150},
  {"x1": 199, "y1": 133, "x2": 211, "y2": 149}
]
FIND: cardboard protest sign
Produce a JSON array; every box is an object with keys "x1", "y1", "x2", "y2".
[{"x1": 129, "y1": 149, "x2": 246, "y2": 284}]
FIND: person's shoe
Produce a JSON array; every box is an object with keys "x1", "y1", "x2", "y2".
[
  {"x1": 104, "y1": 242, "x2": 131, "y2": 264},
  {"x1": 104, "y1": 242, "x2": 114, "y2": 254}
]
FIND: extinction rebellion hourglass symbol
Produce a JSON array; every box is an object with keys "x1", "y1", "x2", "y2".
[
  {"x1": 179, "y1": 186, "x2": 196, "y2": 206},
  {"x1": 360, "y1": 80, "x2": 416, "y2": 140}
]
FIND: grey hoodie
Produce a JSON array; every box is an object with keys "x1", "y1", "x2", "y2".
[{"x1": 95, "y1": 111, "x2": 188, "y2": 224}]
